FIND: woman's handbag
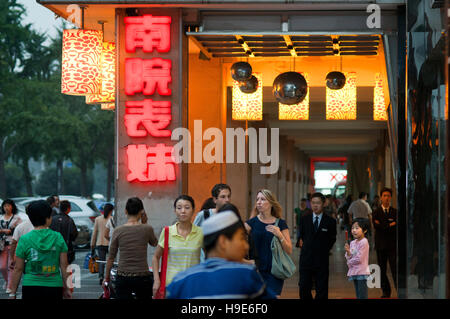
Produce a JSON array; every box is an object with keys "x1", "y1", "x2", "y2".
[
  {"x1": 89, "y1": 254, "x2": 99, "y2": 273},
  {"x1": 154, "y1": 226, "x2": 169, "y2": 299},
  {"x1": 271, "y1": 219, "x2": 296, "y2": 280}
]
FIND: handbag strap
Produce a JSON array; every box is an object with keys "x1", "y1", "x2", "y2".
[{"x1": 159, "y1": 226, "x2": 170, "y2": 291}]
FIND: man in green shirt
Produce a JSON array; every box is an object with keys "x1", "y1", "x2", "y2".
[{"x1": 9, "y1": 200, "x2": 72, "y2": 299}]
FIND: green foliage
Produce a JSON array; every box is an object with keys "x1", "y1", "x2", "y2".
[
  {"x1": 5, "y1": 163, "x2": 26, "y2": 197},
  {"x1": 35, "y1": 166, "x2": 94, "y2": 196},
  {"x1": 0, "y1": 2, "x2": 115, "y2": 198}
]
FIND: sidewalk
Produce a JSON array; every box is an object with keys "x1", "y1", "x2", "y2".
[{"x1": 279, "y1": 226, "x2": 397, "y2": 299}]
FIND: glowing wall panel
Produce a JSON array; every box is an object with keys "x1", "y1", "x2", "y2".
[{"x1": 326, "y1": 72, "x2": 356, "y2": 120}]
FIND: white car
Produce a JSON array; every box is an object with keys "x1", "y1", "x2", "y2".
[{"x1": 19, "y1": 195, "x2": 101, "y2": 248}]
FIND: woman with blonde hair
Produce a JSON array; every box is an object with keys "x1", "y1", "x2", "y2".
[{"x1": 245, "y1": 189, "x2": 292, "y2": 296}]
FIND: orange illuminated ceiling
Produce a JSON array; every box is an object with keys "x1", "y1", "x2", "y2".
[{"x1": 189, "y1": 34, "x2": 380, "y2": 58}]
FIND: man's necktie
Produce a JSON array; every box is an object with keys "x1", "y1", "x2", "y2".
[{"x1": 314, "y1": 216, "x2": 319, "y2": 232}]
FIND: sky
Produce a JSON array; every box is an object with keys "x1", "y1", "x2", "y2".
[{"x1": 18, "y1": 0, "x2": 62, "y2": 39}]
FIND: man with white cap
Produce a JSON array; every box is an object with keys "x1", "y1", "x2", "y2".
[{"x1": 166, "y1": 211, "x2": 276, "y2": 299}]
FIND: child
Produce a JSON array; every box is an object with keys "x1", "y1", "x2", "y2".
[
  {"x1": 166, "y1": 211, "x2": 276, "y2": 299},
  {"x1": 345, "y1": 218, "x2": 370, "y2": 299}
]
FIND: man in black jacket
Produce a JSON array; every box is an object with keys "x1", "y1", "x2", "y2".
[
  {"x1": 372, "y1": 187, "x2": 397, "y2": 298},
  {"x1": 50, "y1": 200, "x2": 78, "y2": 264},
  {"x1": 298, "y1": 192, "x2": 337, "y2": 299}
]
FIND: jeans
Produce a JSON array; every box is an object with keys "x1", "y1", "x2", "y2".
[
  {"x1": 96, "y1": 246, "x2": 109, "y2": 279},
  {"x1": 352, "y1": 279, "x2": 368, "y2": 299},
  {"x1": 115, "y1": 275, "x2": 153, "y2": 299}
]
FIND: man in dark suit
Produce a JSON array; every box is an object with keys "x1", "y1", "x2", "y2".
[
  {"x1": 298, "y1": 192, "x2": 337, "y2": 299},
  {"x1": 372, "y1": 187, "x2": 397, "y2": 298}
]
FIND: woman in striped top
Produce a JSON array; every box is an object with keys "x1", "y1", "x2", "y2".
[{"x1": 152, "y1": 195, "x2": 203, "y2": 296}]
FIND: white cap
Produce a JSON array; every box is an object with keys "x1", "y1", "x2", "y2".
[{"x1": 201, "y1": 211, "x2": 240, "y2": 236}]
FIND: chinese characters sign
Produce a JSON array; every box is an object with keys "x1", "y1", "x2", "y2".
[{"x1": 122, "y1": 13, "x2": 179, "y2": 183}]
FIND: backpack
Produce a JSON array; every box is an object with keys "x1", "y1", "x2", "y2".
[{"x1": 50, "y1": 213, "x2": 76, "y2": 263}]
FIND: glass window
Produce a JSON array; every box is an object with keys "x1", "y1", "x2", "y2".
[{"x1": 70, "y1": 202, "x2": 82, "y2": 212}]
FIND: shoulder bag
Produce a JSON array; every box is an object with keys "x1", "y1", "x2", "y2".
[
  {"x1": 154, "y1": 226, "x2": 169, "y2": 299},
  {"x1": 271, "y1": 219, "x2": 296, "y2": 280}
]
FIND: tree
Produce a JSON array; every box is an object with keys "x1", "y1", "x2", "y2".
[{"x1": 0, "y1": 0, "x2": 31, "y2": 198}]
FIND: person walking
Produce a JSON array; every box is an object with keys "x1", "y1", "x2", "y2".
[
  {"x1": 91, "y1": 203, "x2": 114, "y2": 285},
  {"x1": 338, "y1": 195, "x2": 353, "y2": 232},
  {"x1": 193, "y1": 184, "x2": 231, "y2": 226},
  {"x1": 0, "y1": 199, "x2": 22, "y2": 293},
  {"x1": 152, "y1": 195, "x2": 203, "y2": 297},
  {"x1": 104, "y1": 197, "x2": 158, "y2": 299},
  {"x1": 345, "y1": 218, "x2": 370, "y2": 299},
  {"x1": 8, "y1": 200, "x2": 72, "y2": 299},
  {"x1": 166, "y1": 211, "x2": 276, "y2": 299},
  {"x1": 348, "y1": 192, "x2": 372, "y2": 232},
  {"x1": 372, "y1": 187, "x2": 397, "y2": 298},
  {"x1": 245, "y1": 189, "x2": 292, "y2": 296},
  {"x1": 298, "y1": 192, "x2": 337, "y2": 299},
  {"x1": 294, "y1": 198, "x2": 312, "y2": 247},
  {"x1": 49, "y1": 200, "x2": 78, "y2": 265}
]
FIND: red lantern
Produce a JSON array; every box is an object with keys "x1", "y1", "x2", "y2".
[
  {"x1": 86, "y1": 42, "x2": 116, "y2": 104},
  {"x1": 61, "y1": 29, "x2": 103, "y2": 95}
]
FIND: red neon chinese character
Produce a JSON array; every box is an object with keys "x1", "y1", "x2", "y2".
[
  {"x1": 126, "y1": 144, "x2": 176, "y2": 182},
  {"x1": 125, "y1": 15, "x2": 171, "y2": 53},
  {"x1": 125, "y1": 58, "x2": 172, "y2": 96},
  {"x1": 124, "y1": 99, "x2": 171, "y2": 137}
]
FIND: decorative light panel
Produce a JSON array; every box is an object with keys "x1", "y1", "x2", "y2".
[
  {"x1": 61, "y1": 29, "x2": 103, "y2": 95},
  {"x1": 373, "y1": 73, "x2": 387, "y2": 121},
  {"x1": 86, "y1": 42, "x2": 116, "y2": 104},
  {"x1": 232, "y1": 73, "x2": 262, "y2": 121},
  {"x1": 326, "y1": 72, "x2": 356, "y2": 120},
  {"x1": 279, "y1": 73, "x2": 309, "y2": 120}
]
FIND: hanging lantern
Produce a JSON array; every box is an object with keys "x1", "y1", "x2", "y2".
[
  {"x1": 326, "y1": 72, "x2": 356, "y2": 120},
  {"x1": 86, "y1": 42, "x2": 116, "y2": 104},
  {"x1": 239, "y1": 75, "x2": 258, "y2": 94},
  {"x1": 232, "y1": 73, "x2": 262, "y2": 121},
  {"x1": 279, "y1": 73, "x2": 309, "y2": 120},
  {"x1": 62, "y1": 29, "x2": 103, "y2": 95},
  {"x1": 326, "y1": 71, "x2": 346, "y2": 90},
  {"x1": 373, "y1": 73, "x2": 387, "y2": 121},
  {"x1": 101, "y1": 103, "x2": 115, "y2": 110},
  {"x1": 272, "y1": 72, "x2": 307, "y2": 105},
  {"x1": 231, "y1": 62, "x2": 252, "y2": 82}
]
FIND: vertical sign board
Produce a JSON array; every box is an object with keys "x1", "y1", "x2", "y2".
[{"x1": 116, "y1": 8, "x2": 182, "y2": 241}]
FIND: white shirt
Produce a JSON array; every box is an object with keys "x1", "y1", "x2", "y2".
[{"x1": 12, "y1": 219, "x2": 34, "y2": 242}]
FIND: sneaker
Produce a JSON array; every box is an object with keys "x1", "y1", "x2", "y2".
[{"x1": 5, "y1": 288, "x2": 11, "y2": 294}]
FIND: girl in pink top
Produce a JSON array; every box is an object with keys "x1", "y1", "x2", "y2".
[{"x1": 345, "y1": 218, "x2": 370, "y2": 299}]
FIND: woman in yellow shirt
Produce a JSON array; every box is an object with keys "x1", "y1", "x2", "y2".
[{"x1": 152, "y1": 195, "x2": 203, "y2": 296}]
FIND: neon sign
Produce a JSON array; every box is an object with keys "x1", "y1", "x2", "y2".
[{"x1": 124, "y1": 14, "x2": 175, "y2": 183}]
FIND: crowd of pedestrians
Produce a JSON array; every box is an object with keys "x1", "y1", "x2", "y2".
[{"x1": 0, "y1": 183, "x2": 397, "y2": 300}]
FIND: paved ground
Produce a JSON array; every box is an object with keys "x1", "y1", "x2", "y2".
[{"x1": 0, "y1": 226, "x2": 396, "y2": 299}]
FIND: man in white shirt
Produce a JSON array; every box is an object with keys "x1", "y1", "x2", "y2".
[
  {"x1": 348, "y1": 192, "x2": 372, "y2": 234},
  {"x1": 9, "y1": 215, "x2": 34, "y2": 271},
  {"x1": 193, "y1": 184, "x2": 232, "y2": 227},
  {"x1": 193, "y1": 184, "x2": 231, "y2": 262}
]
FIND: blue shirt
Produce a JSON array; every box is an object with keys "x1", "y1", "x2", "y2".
[
  {"x1": 166, "y1": 258, "x2": 276, "y2": 299},
  {"x1": 246, "y1": 216, "x2": 288, "y2": 273}
]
